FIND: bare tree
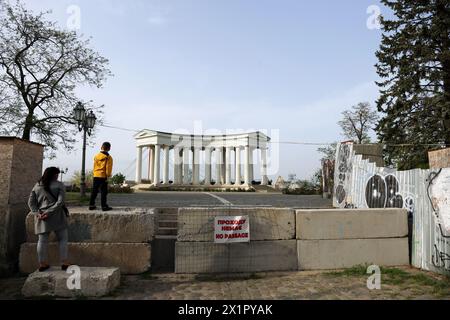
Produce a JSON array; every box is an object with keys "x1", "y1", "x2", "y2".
[
  {"x1": 0, "y1": 0, "x2": 111, "y2": 152},
  {"x1": 338, "y1": 102, "x2": 378, "y2": 144}
]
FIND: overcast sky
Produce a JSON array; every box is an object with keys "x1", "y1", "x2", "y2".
[{"x1": 22, "y1": 0, "x2": 386, "y2": 181}]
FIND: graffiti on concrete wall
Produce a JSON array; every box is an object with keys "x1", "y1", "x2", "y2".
[
  {"x1": 429, "y1": 169, "x2": 450, "y2": 233},
  {"x1": 334, "y1": 143, "x2": 353, "y2": 206},
  {"x1": 333, "y1": 142, "x2": 450, "y2": 275}
]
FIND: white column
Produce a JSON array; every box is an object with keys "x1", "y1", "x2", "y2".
[
  {"x1": 183, "y1": 147, "x2": 190, "y2": 184},
  {"x1": 235, "y1": 147, "x2": 241, "y2": 186},
  {"x1": 135, "y1": 146, "x2": 143, "y2": 183},
  {"x1": 215, "y1": 148, "x2": 222, "y2": 185},
  {"x1": 244, "y1": 146, "x2": 250, "y2": 186},
  {"x1": 261, "y1": 148, "x2": 268, "y2": 185},
  {"x1": 163, "y1": 146, "x2": 170, "y2": 184},
  {"x1": 153, "y1": 145, "x2": 161, "y2": 186},
  {"x1": 193, "y1": 147, "x2": 200, "y2": 185},
  {"x1": 173, "y1": 147, "x2": 181, "y2": 184},
  {"x1": 205, "y1": 147, "x2": 212, "y2": 186},
  {"x1": 249, "y1": 148, "x2": 254, "y2": 183},
  {"x1": 225, "y1": 147, "x2": 232, "y2": 185},
  {"x1": 148, "y1": 146, "x2": 154, "y2": 182}
]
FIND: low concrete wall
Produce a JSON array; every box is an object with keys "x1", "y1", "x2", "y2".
[
  {"x1": 178, "y1": 207, "x2": 295, "y2": 241},
  {"x1": 176, "y1": 207, "x2": 297, "y2": 273},
  {"x1": 296, "y1": 208, "x2": 409, "y2": 270},
  {"x1": 297, "y1": 238, "x2": 409, "y2": 270},
  {"x1": 26, "y1": 208, "x2": 155, "y2": 243},
  {"x1": 296, "y1": 209, "x2": 408, "y2": 240},
  {"x1": 175, "y1": 240, "x2": 297, "y2": 273},
  {"x1": 19, "y1": 243, "x2": 151, "y2": 275}
]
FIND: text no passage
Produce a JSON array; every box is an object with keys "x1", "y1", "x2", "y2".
[{"x1": 214, "y1": 216, "x2": 250, "y2": 243}]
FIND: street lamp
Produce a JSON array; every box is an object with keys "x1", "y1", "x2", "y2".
[
  {"x1": 73, "y1": 102, "x2": 97, "y2": 197},
  {"x1": 59, "y1": 167, "x2": 69, "y2": 182}
]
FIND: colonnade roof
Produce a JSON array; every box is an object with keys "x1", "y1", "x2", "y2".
[{"x1": 134, "y1": 129, "x2": 271, "y2": 149}]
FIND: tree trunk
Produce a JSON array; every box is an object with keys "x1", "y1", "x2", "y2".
[{"x1": 21, "y1": 112, "x2": 34, "y2": 141}]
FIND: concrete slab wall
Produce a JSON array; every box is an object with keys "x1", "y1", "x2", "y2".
[
  {"x1": 297, "y1": 238, "x2": 409, "y2": 270},
  {"x1": 25, "y1": 209, "x2": 155, "y2": 243},
  {"x1": 19, "y1": 243, "x2": 151, "y2": 275},
  {"x1": 296, "y1": 209, "x2": 408, "y2": 240},
  {"x1": 178, "y1": 207, "x2": 295, "y2": 242},
  {"x1": 175, "y1": 240, "x2": 298, "y2": 273}
]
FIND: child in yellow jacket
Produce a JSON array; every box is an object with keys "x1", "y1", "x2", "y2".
[{"x1": 89, "y1": 142, "x2": 113, "y2": 211}]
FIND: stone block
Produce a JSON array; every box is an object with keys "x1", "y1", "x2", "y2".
[
  {"x1": 26, "y1": 208, "x2": 155, "y2": 243},
  {"x1": 178, "y1": 207, "x2": 295, "y2": 242},
  {"x1": 429, "y1": 148, "x2": 450, "y2": 169},
  {"x1": 19, "y1": 242, "x2": 151, "y2": 275},
  {"x1": 297, "y1": 238, "x2": 409, "y2": 270},
  {"x1": 175, "y1": 240, "x2": 298, "y2": 273},
  {"x1": 296, "y1": 209, "x2": 408, "y2": 240},
  {"x1": 22, "y1": 267, "x2": 120, "y2": 298}
]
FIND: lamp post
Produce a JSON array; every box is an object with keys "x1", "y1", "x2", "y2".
[
  {"x1": 73, "y1": 102, "x2": 97, "y2": 197},
  {"x1": 59, "y1": 167, "x2": 69, "y2": 182}
]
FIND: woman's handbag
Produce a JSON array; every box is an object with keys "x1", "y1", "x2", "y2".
[{"x1": 47, "y1": 189, "x2": 70, "y2": 217}]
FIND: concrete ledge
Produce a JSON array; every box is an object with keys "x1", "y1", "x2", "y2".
[
  {"x1": 22, "y1": 267, "x2": 120, "y2": 298},
  {"x1": 175, "y1": 240, "x2": 298, "y2": 273},
  {"x1": 19, "y1": 243, "x2": 151, "y2": 275},
  {"x1": 296, "y1": 209, "x2": 408, "y2": 240},
  {"x1": 26, "y1": 208, "x2": 155, "y2": 243},
  {"x1": 178, "y1": 207, "x2": 295, "y2": 242},
  {"x1": 297, "y1": 238, "x2": 409, "y2": 270}
]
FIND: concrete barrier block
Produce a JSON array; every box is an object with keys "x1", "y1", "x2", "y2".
[
  {"x1": 175, "y1": 240, "x2": 298, "y2": 273},
  {"x1": 26, "y1": 208, "x2": 155, "y2": 243},
  {"x1": 178, "y1": 207, "x2": 295, "y2": 242},
  {"x1": 19, "y1": 242, "x2": 151, "y2": 275},
  {"x1": 297, "y1": 238, "x2": 409, "y2": 270},
  {"x1": 22, "y1": 267, "x2": 120, "y2": 298},
  {"x1": 296, "y1": 209, "x2": 408, "y2": 240}
]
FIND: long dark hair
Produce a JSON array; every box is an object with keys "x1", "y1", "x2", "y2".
[{"x1": 39, "y1": 167, "x2": 60, "y2": 191}]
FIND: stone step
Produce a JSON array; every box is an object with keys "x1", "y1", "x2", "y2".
[
  {"x1": 20, "y1": 243, "x2": 151, "y2": 275},
  {"x1": 158, "y1": 221, "x2": 178, "y2": 228},
  {"x1": 22, "y1": 267, "x2": 120, "y2": 298},
  {"x1": 159, "y1": 213, "x2": 178, "y2": 220},
  {"x1": 154, "y1": 235, "x2": 177, "y2": 240},
  {"x1": 156, "y1": 227, "x2": 177, "y2": 236}
]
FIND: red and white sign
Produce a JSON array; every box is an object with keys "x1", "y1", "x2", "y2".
[{"x1": 214, "y1": 216, "x2": 250, "y2": 243}]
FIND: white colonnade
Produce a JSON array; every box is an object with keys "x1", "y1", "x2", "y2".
[{"x1": 134, "y1": 130, "x2": 270, "y2": 188}]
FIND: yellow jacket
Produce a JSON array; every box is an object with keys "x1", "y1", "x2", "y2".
[{"x1": 93, "y1": 151, "x2": 113, "y2": 178}]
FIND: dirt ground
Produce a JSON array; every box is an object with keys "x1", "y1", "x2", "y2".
[{"x1": 1, "y1": 266, "x2": 449, "y2": 300}]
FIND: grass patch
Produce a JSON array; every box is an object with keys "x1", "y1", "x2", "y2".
[{"x1": 326, "y1": 265, "x2": 450, "y2": 297}]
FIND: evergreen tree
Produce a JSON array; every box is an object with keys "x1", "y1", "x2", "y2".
[{"x1": 375, "y1": 0, "x2": 450, "y2": 169}]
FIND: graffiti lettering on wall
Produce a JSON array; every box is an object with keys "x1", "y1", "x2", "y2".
[
  {"x1": 365, "y1": 174, "x2": 410, "y2": 211},
  {"x1": 333, "y1": 142, "x2": 450, "y2": 275},
  {"x1": 429, "y1": 169, "x2": 450, "y2": 233},
  {"x1": 334, "y1": 143, "x2": 352, "y2": 205},
  {"x1": 432, "y1": 243, "x2": 450, "y2": 271}
]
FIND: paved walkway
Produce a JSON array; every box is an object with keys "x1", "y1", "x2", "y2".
[
  {"x1": 2, "y1": 266, "x2": 448, "y2": 300},
  {"x1": 99, "y1": 192, "x2": 332, "y2": 208}
]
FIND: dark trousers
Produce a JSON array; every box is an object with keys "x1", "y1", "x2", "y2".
[{"x1": 89, "y1": 178, "x2": 108, "y2": 208}]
